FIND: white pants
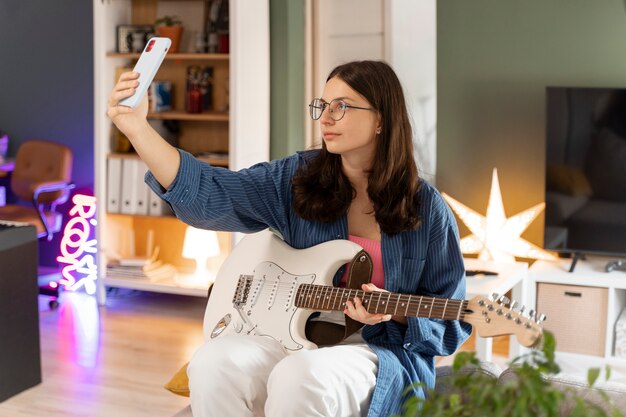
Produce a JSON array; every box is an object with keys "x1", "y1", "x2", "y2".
[{"x1": 187, "y1": 332, "x2": 378, "y2": 417}]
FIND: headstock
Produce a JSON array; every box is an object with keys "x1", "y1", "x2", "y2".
[{"x1": 463, "y1": 294, "x2": 543, "y2": 347}]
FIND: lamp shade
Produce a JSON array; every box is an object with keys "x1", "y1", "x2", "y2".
[{"x1": 182, "y1": 227, "x2": 220, "y2": 260}]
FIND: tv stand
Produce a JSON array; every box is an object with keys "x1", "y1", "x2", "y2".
[
  {"x1": 568, "y1": 252, "x2": 586, "y2": 273},
  {"x1": 606, "y1": 259, "x2": 626, "y2": 273}
]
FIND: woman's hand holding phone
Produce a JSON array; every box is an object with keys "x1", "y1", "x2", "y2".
[
  {"x1": 107, "y1": 71, "x2": 150, "y2": 140},
  {"x1": 105, "y1": 37, "x2": 180, "y2": 190}
]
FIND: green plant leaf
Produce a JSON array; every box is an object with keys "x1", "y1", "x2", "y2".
[{"x1": 587, "y1": 367, "x2": 600, "y2": 387}]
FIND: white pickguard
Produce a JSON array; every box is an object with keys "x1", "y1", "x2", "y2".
[{"x1": 202, "y1": 230, "x2": 363, "y2": 352}]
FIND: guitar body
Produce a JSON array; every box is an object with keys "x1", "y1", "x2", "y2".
[
  {"x1": 202, "y1": 230, "x2": 544, "y2": 352},
  {"x1": 202, "y1": 230, "x2": 363, "y2": 352}
]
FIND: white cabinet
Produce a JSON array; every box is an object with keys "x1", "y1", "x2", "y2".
[
  {"x1": 528, "y1": 258, "x2": 626, "y2": 374},
  {"x1": 93, "y1": 0, "x2": 269, "y2": 305}
]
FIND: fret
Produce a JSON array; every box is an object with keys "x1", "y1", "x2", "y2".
[
  {"x1": 416, "y1": 296, "x2": 421, "y2": 317},
  {"x1": 406, "y1": 294, "x2": 412, "y2": 316},
  {"x1": 442, "y1": 298, "x2": 449, "y2": 319},
  {"x1": 385, "y1": 292, "x2": 392, "y2": 315},
  {"x1": 322, "y1": 286, "x2": 330, "y2": 310},
  {"x1": 331, "y1": 287, "x2": 339, "y2": 311},
  {"x1": 340, "y1": 289, "x2": 349, "y2": 310},
  {"x1": 375, "y1": 291, "x2": 381, "y2": 313},
  {"x1": 358, "y1": 290, "x2": 365, "y2": 310},
  {"x1": 364, "y1": 291, "x2": 373, "y2": 313},
  {"x1": 426, "y1": 297, "x2": 432, "y2": 318},
  {"x1": 393, "y1": 293, "x2": 400, "y2": 316},
  {"x1": 315, "y1": 285, "x2": 325, "y2": 310},
  {"x1": 329, "y1": 286, "x2": 337, "y2": 310},
  {"x1": 298, "y1": 284, "x2": 306, "y2": 308},
  {"x1": 326, "y1": 286, "x2": 334, "y2": 310},
  {"x1": 304, "y1": 284, "x2": 313, "y2": 309}
]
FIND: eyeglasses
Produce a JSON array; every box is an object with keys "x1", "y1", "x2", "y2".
[{"x1": 308, "y1": 98, "x2": 376, "y2": 121}]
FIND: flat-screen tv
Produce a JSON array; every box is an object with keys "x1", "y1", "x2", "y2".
[{"x1": 544, "y1": 87, "x2": 626, "y2": 257}]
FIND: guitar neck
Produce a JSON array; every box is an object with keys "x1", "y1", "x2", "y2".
[{"x1": 295, "y1": 284, "x2": 468, "y2": 321}]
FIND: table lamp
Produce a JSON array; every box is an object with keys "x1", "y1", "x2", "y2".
[{"x1": 182, "y1": 226, "x2": 220, "y2": 285}]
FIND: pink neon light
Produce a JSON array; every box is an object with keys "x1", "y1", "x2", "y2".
[
  {"x1": 56, "y1": 194, "x2": 98, "y2": 294},
  {"x1": 49, "y1": 281, "x2": 58, "y2": 289}
]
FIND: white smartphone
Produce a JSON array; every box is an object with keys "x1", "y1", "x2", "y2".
[{"x1": 118, "y1": 37, "x2": 171, "y2": 108}]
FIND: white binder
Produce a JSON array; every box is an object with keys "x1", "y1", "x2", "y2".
[
  {"x1": 106, "y1": 157, "x2": 122, "y2": 213},
  {"x1": 148, "y1": 188, "x2": 171, "y2": 216},
  {"x1": 135, "y1": 160, "x2": 150, "y2": 215},
  {"x1": 120, "y1": 158, "x2": 138, "y2": 214}
]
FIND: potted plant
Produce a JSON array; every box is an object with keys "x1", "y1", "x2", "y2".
[
  {"x1": 155, "y1": 15, "x2": 183, "y2": 53},
  {"x1": 400, "y1": 332, "x2": 625, "y2": 417}
]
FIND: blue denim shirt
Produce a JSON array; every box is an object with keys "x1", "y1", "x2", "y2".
[{"x1": 146, "y1": 149, "x2": 472, "y2": 417}]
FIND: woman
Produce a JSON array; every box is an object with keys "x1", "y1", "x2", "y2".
[{"x1": 107, "y1": 60, "x2": 471, "y2": 417}]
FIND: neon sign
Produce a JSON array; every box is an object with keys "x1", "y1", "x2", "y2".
[{"x1": 57, "y1": 194, "x2": 98, "y2": 295}]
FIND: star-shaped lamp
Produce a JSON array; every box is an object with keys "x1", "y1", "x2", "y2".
[{"x1": 442, "y1": 168, "x2": 557, "y2": 263}]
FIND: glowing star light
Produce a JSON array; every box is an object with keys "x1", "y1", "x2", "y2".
[{"x1": 442, "y1": 168, "x2": 556, "y2": 263}]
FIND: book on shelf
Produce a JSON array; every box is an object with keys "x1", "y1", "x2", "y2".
[
  {"x1": 106, "y1": 259, "x2": 176, "y2": 282},
  {"x1": 195, "y1": 151, "x2": 228, "y2": 160}
]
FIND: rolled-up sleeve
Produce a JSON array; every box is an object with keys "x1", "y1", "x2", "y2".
[{"x1": 145, "y1": 148, "x2": 297, "y2": 234}]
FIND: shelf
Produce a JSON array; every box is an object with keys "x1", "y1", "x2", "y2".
[
  {"x1": 106, "y1": 52, "x2": 229, "y2": 61},
  {"x1": 196, "y1": 155, "x2": 228, "y2": 167},
  {"x1": 103, "y1": 274, "x2": 211, "y2": 298},
  {"x1": 107, "y1": 152, "x2": 229, "y2": 168},
  {"x1": 147, "y1": 110, "x2": 229, "y2": 122}
]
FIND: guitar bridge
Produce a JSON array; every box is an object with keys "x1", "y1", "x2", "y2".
[{"x1": 233, "y1": 275, "x2": 253, "y2": 306}]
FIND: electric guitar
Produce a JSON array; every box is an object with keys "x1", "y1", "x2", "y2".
[{"x1": 203, "y1": 230, "x2": 543, "y2": 352}]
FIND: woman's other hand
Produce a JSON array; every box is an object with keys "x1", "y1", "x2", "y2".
[{"x1": 344, "y1": 283, "x2": 393, "y2": 325}]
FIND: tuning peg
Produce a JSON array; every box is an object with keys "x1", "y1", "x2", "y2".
[
  {"x1": 491, "y1": 293, "x2": 499, "y2": 301},
  {"x1": 518, "y1": 305, "x2": 526, "y2": 315},
  {"x1": 509, "y1": 300, "x2": 518, "y2": 310},
  {"x1": 498, "y1": 295, "x2": 510, "y2": 306},
  {"x1": 536, "y1": 313, "x2": 547, "y2": 324},
  {"x1": 528, "y1": 309, "x2": 536, "y2": 319}
]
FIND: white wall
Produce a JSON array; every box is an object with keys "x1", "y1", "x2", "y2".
[
  {"x1": 308, "y1": 0, "x2": 437, "y2": 182},
  {"x1": 385, "y1": 0, "x2": 437, "y2": 183}
]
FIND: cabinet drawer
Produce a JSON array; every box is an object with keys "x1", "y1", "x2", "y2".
[{"x1": 536, "y1": 283, "x2": 607, "y2": 356}]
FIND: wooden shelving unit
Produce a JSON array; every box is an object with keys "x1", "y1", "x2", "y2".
[{"x1": 93, "y1": 0, "x2": 270, "y2": 305}]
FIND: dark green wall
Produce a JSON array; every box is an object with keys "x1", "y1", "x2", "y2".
[
  {"x1": 437, "y1": 0, "x2": 626, "y2": 245},
  {"x1": 270, "y1": 0, "x2": 305, "y2": 160}
]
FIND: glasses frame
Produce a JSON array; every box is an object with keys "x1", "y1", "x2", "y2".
[{"x1": 308, "y1": 98, "x2": 376, "y2": 121}]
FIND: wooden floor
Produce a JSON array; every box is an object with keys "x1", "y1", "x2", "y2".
[
  {"x1": 0, "y1": 290, "x2": 509, "y2": 417},
  {"x1": 0, "y1": 290, "x2": 206, "y2": 417}
]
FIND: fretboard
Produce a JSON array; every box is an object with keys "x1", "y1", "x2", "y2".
[{"x1": 295, "y1": 284, "x2": 468, "y2": 321}]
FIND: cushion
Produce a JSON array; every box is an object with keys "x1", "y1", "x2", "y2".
[
  {"x1": 546, "y1": 164, "x2": 593, "y2": 197},
  {"x1": 434, "y1": 361, "x2": 502, "y2": 396},
  {"x1": 499, "y1": 368, "x2": 626, "y2": 415},
  {"x1": 164, "y1": 362, "x2": 190, "y2": 397}
]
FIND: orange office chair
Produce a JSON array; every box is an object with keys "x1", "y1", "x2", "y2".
[{"x1": 0, "y1": 140, "x2": 75, "y2": 241}]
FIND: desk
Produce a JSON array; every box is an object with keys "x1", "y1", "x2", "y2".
[
  {"x1": 464, "y1": 258, "x2": 529, "y2": 361},
  {"x1": 0, "y1": 222, "x2": 41, "y2": 402}
]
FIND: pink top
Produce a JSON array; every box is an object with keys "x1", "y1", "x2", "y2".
[{"x1": 340, "y1": 235, "x2": 385, "y2": 289}]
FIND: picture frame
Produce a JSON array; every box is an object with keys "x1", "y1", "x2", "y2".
[{"x1": 116, "y1": 25, "x2": 154, "y2": 53}]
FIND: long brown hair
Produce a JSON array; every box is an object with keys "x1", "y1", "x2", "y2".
[{"x1": 292, "y1": 60, "x2": 421, "y2": 235}]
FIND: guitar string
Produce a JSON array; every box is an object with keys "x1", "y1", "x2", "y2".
[{"x1": 241, "y1": 279, "x2": 467, "y2": 319}]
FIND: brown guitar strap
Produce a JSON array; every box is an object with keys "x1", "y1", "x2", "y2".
[{"x1": 305, "y1": 249, "x2": 373, "y2": 347}]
